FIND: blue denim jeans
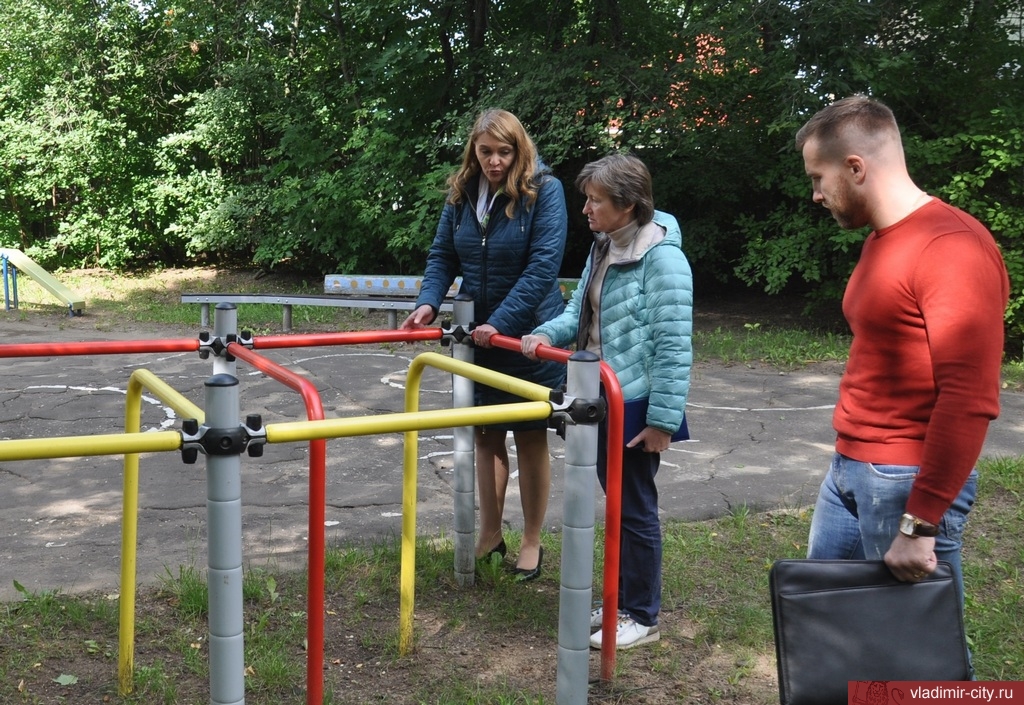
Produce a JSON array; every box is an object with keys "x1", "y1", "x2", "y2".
[
  {"x1": 807, "y1": 452, "x2": 977, "y2": 603},
  {"x1": 597, "y1": 427, "x2": 662, "y2": 627}
]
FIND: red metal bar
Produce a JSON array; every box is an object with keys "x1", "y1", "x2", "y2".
[
  {"x1": 597, "y1": 373, "x2": 623, "y2": 681},
  {"x1": 3, "y1": 325, "x2": 623, "y2": 691},
  {"x1": 489, "y1": 334, "x2": 624, "y2": 680},
  {"x1": 235, "y1": 328, "x2": 443, "y2": 703},
  {"x1": 226, "y1": 342, "x2": 327, "y2": 705},
  {"x1": 0, "y1": 327, "x2": 448, "y2": 702},
  {"x1": 0, "y1": 339, "x2": 198, "y2": 358},
  {"x1": 251, "y1": 328, "x2": 442, "y2": 350}
]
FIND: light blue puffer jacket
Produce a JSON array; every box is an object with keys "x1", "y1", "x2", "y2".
[{"x1": 532, "y1": 211, "x2": 692, "y2": 435}]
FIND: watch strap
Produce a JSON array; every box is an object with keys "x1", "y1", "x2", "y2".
[{"x1": 901, "y1": 513, "x2": 939, "y2": 537}]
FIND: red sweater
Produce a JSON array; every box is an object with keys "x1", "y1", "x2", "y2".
[{"x1": 836, "y1": 198, "x2": 1009, "y2": 524}]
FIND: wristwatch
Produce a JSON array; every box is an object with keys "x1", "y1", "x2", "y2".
[{"x1": 899, "y1": 513, "x2": 939, "y2": 538}]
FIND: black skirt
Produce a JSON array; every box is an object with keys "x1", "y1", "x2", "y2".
[{"x1": 472, "y1": 346, "x2": 565, "y2": 432}]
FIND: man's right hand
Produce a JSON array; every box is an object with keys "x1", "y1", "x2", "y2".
[{"x1": 884, "y1": 534, "x2": 938, "y2": 582}]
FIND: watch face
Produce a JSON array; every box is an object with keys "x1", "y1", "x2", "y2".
[{"x1": 899, "y1": 515, "x2": 916, "y2": 535}]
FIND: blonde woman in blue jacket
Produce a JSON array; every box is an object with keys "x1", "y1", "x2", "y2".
[
  {"x1": 401, "y1": 109, "x2": 567, "y2": 580},
  {"x1": 523, "y1": 153, "x2": 693, "y2": 649}
]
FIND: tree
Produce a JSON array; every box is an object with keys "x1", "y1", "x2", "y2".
[{"x1": 1, "y1": 0, "x2": 1021, "y2": 343}]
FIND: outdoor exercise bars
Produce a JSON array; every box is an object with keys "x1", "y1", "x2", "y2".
[{"x1": 0, "y1": 299, "x2": 628, "y2": 705}]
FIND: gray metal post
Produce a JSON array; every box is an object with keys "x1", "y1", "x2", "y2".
[
  {"x1": 282, "y1": 304, "x2": 293, "y2": 333},
  {"x1": 2, "y1": 255, "x2": 9, "y2": 311},
  {"x1": 204, "y1": 374, "x2": 245, "y2": 705},
  {"x1": 451, "y1": 293, "x2": 477, "y2": 586},
  {"x1": 213, "y1": 303, "x2": 238, "y2": 378},
  {"x1": 556, "y1": 351, "x2": 601, "y2": 705}
]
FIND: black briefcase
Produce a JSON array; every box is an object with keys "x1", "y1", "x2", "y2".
[{"x1": 769, "y1": 559, "x2": 971, "y2": 705}]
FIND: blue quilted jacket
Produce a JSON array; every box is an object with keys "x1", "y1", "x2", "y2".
[
  {"x1": 415, "y1": 162, "x2": 567, "y2": 337},
  {"x1": 532, "y1": 211, "x2": 692, "y2": 435}
]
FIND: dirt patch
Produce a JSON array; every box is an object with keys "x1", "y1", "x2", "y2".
[{"x1": 8, "y1": 575, "x2": 781, "y2": 705}]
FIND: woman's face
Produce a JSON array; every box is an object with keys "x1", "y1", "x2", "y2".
[
  {"x1": 474, "y1": 133, "x2": 516, "y2": 190},
  {"x1": 582, "y1": 183, "x2": 634, "y2": 233}
]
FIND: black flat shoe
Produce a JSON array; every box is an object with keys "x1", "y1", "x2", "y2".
[{"x1": 511, "y1": 547, "x2": 543, "y2": 582}]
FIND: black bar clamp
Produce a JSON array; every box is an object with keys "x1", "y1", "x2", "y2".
[
  {"x1": 439, "y1": 320, "x2": 475, "y2": 347},
  {"x1": 548, "y1": 392, "x2": 605, "y2": 439},
  {"x1": 197, "y1": 332, "x2": 248, "y2": 361},
  {"x1": 180, "y1": 413, "x2": 266, "y2": 464}
]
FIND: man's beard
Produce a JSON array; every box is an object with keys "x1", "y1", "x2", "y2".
[{"x1": 826, "y1": 177, "x2": 870, "y2": 230}]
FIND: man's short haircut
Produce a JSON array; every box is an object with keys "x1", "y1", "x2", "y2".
[{"x1": 795, "y1": 95, "x2": 900, "y2": 160}]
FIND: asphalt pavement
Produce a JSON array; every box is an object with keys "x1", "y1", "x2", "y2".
[{"x1": 1, "y1": 317, "x2": 1020, "y2": 601}]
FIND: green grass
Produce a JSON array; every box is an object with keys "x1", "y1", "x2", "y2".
[
  {"x1": 4, "y1": 457, "x2": 1021, "y2": 703},
  {"x1": 7, "y1": 266, "x2": 1023, "y2": 379},
  {"x1": 693, "y1": 321, "x2": 1022, "y2": 389},
  {"x1": 962, "y1": 456, "x2": 1024, "y2": 680},
  {"x1": 1002, "y1": 359, "x2": 1024, "y2": 390},
  {"x1": 2, "y1": 465, "x2": 1015, "y2": 700},
  {"x1": 693, "y1": 323, "x2": 852, "y2": 367},
  {"x1": 7, "y1": 266, "x2": 389, "y2": 333}
]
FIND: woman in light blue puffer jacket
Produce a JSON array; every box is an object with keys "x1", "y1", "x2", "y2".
[{"x1": 523, "y1": 153, "x2": 692, "y2": 651}]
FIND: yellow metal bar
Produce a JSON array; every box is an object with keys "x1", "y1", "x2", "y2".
[
  {"x1": 118, "y1": 369, "x2": 202, "y2": 696},
  {"x1": 393, "y1": 352, "x2": 556, "y2": 654},
  {"x1": 398, "y1": 357, "x2": 426, "y2": 655},
  {"x1": 400, "y1": 424, "x2": 419, "y2": 655},
  {"x1": 262, "y1": 363, "x2": 552, "y2": 655},
  {"x1": 119, "y1": 379, "x2": 142, "y2": 696},
  {"x1": 410, "y1": 351, "x2": 553, "y2": 402},
  {"x1": 0, "y1": 431, "x2": 181, "y2": 461},
  {"x1": 128, "y1": 369, "x2": 205, "y2": 423},
  {"x1": 264, "y1": 402, "x2": 551, "y2": 445}
]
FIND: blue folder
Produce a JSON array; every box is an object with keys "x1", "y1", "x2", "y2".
[{"x1": 620, "y1": 396, "x2": 689, "y2": 444}]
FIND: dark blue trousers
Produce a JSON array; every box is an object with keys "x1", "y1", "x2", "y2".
[{"x1": 597, "y1": 427, "x2": 662, "y2": 627}]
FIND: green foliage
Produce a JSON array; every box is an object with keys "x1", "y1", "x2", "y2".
[
  {"x1": 158, "y1": 564, "x2": 208, "y2": 620},
  {"x1": 729, "y1": 0, "x2": 1024, "y2": 339},
  {"x1": 912, "y1": 111, "x2": 1024, "y2": 342},
  {"x1": 0, "y1": 0, "x2": 1022, "y2": 338}
]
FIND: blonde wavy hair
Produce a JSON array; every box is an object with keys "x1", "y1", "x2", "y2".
[{"x1": 447, "y1": 109, "x2": 540, "y2": 218}]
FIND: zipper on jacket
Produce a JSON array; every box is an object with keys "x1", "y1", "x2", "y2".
[{"x1": 478, "y1": 218, "x2": 489, "y2": 315}]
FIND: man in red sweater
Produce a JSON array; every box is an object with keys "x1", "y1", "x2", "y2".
[{"x1": 796, "y1": 96, "x2": 1009, "y2": 595}]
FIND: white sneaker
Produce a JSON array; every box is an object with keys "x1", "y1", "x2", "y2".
[
  {"x1": 590, "y1": 612, "x2": 660, "y2": 650},
  {"x1": 590, "y1": 605, "x2": 603, "y2": 629}
]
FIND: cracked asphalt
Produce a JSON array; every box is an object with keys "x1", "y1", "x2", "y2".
[{"x1": 1, "y1": 319, "x2": 1020, "y2": 600}]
